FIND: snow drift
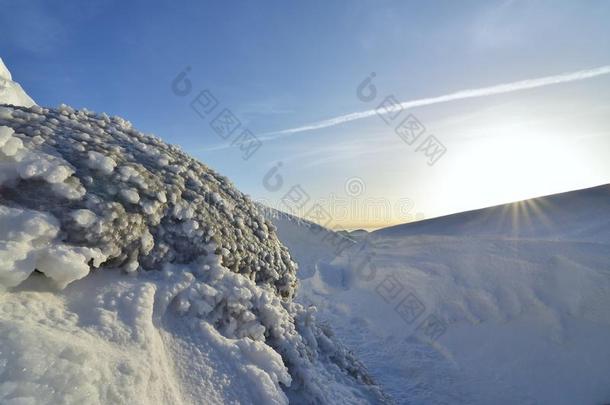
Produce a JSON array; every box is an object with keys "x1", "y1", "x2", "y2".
[
  {"x1": 269, "y1": 184, "x2": 610, "y2": 404},
  {"x1": 0, "y1": 93, "x2": 387, "y2": 403},
  {"x1": 259, "y1": 205, "x2": 357, "y2": 280}
]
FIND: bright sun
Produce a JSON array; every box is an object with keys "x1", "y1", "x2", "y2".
[{"x1": 445, "y1": 126, "x2": 592, "y2": 212}]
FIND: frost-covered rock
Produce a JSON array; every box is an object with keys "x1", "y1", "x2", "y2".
[
  {"x1": 0, "y1": 101, "x2": 388, "y2": 403},
  {"x1": 0, "y1": 105, "x2": 296, "y2": 297}
]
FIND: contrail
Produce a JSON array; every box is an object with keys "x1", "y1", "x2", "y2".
[{"x1": 261, "y1": 65, "x2": 610, "y2": 139}]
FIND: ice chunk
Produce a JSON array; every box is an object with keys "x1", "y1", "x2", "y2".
[
  {"x1": 35, "y1": 245, "x2": 105, "y2": 289},
  {"x1": 70, "y1": 209, "x2": 97, "y2": 227},
  {"x1": 0, "y1": 127, "x2": 23, "y2": 156},
  {"x1": 0, "y1": 206, "x2": 105, "y2": 289},
  {"x1": 120, "y1": 188, "x2": 140, "y2": 204},
  {"x1": 87, "y1": 151, "x2": 116, "y2": 174}
]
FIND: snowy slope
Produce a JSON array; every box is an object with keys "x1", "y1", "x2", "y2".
[
  {"x1": 375, "y1": 184, "x2": 610, "y2": 243},
  {"x1": 271, "y1": 185, "x2": 610, "y2": 404},
  {"x1": 0, "y1": 58, "x2": 35, "y2": 107},
  {"x1": 260, "y1": 205, "x2": 356, "y2": 280},
  {"x1": 0, "y1": 97, "x2": 388, "y2": 403}
]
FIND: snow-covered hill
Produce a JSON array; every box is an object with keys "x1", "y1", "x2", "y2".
[
  {"x1": 0, "y1": 66, "x2": 388, "y2": 403},
  {"x1": 0, "y1": 58, "x2": 35, "y2": 108},
  {"x1": 272, "y1": 184, "x2": 610, "y2": 404},
  {"x1": 375, "y1": 184, "x2": 610, "y2": 243}
]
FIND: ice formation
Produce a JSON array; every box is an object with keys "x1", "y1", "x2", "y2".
[
  {"x1": 0, "y1": 100, "x2": 388, "y2": 403},
  {"x1": 0, "y1": 104, "x2": 297, "y2": 296},
  {"x1": 0, "y1": 58, "x2": 36, "y2": 108}
]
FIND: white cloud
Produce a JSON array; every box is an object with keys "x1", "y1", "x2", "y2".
[{"x1": 262, "y1": 65, "x2": 610, "y2": 139}]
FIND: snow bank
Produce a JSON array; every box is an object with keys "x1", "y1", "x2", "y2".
[{"x1": 0, "y1": 260, "x2": 387, "y2": 404}]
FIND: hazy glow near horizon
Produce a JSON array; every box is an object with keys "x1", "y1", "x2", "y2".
[{"x1": 299, "y1": 97, "x2": 610, "y2": 231}]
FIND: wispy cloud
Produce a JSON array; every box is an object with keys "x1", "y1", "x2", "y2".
[{"x1": 261, "y1": 65, "x2": 610, "y2": 139}]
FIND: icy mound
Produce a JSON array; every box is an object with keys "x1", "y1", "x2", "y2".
[
  {"x1": 0, "y1": 104, "x2": 296, "y2": 296},
  {"x1": 0, "y1": 58, "x2": 35, "y2": 108},
  {"x1": 0, "y1": 103, "x2": 387, "y2": 403}
]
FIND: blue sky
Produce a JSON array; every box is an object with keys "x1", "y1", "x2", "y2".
[{"x1": 2, "y1": 0, "x2": 610, "y2": 229}]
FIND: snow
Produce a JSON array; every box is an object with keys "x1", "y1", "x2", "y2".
[
  {"x1": 260, "y1": 206, "x2": 356, "y2": 280},
  {"x1": 0, "y1": 273, "x2": 187, "y2": 404},
  {"x1": 267, "y1": 184, "x2": 610, "y2": 404},
  {"x1": 0, "y1": 259, "x2": 386, "y2": 404},
  {"x1": 6, "y1": 53, "x2": 607, "y2": 403},
  {"x1": 0, "y1": 58, "x2": 36, "y2": 108},
  {"x1": 87, "y1": 150, "x2": 117, "y2": 174},
  {"x1": 0, "y1": 206, "x2": 105, "y2": 289},
  {"x1": 70, "y1": 209, "x2": 98, "y2": 227},
  {"x1": 120, "y1": 188, "x2": 140, "y2": 204},
  {"x1": 0, "y1": 99, "x2": 387, "y2": 404},
  {"x1": 0, "y1": 59, "x2": 12, "y2": 81},
  {"x1": 0, "y1": 125, "x2": 83, "y2": 201},
  {"x1": 0, "y1": 125, "x2": 23, "y2": 156}
]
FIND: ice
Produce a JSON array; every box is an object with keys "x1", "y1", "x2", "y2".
[
  {"x1": 119, "y1": 188, "x2": 140, "y2": 204},
  {"x1": 70, "y1": 209, "x2": 97, "y2": 227},
  {"x1": 0, "y1": 58, "x2": 13, "y2": 81},
  {"x1": 0, "y1": 126, "x2": 23, "y2": 156},
  {"x1": 35, "y1": 245, "x2": 105, "y2": 289},
  {"x1": 0, "y1": 205, "x2": 106, "y2": 289},
  {"x1": 0, "y1": 57, "x2": 36, "y2": 107},
  {"x1": 0, "y1": 126, "x2": 84, "y2": 203},
  {"x1": 87, "y1": 150, "x2": 117, "y2": 174}
]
